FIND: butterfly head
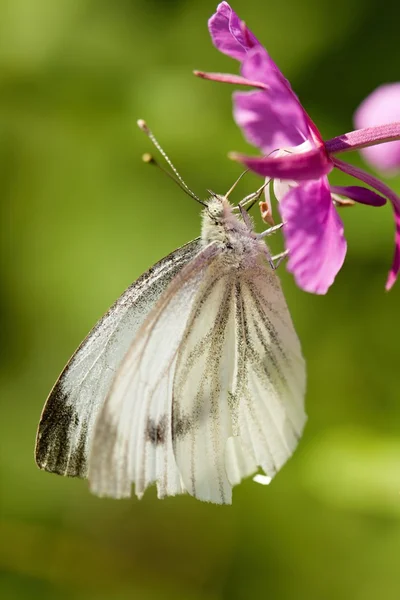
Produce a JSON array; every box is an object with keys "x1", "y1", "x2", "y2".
[
  {"x1": 204, "y1": 192, "x2": 228, "y2": 223},
  {"x1": 201, "y1": 193, "x2": 253, "y2": 252}
]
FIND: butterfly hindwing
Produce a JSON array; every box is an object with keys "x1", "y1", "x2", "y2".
[
  {"x1": 232, "y1": 264, "x2": 306, "y2": 480},
  {"x1": 171, "y1": 259, "x2": 306, "y2": 503}
]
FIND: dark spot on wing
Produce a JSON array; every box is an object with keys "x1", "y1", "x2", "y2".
[
  {"x1": 172, "y1": 407, "x2": 193, "y2": 441},
  {"x1": 146, "y1": 415, "x2": 167, "y2": 446},
  {"x1": 35, "y1": 382, "x2": 88, "y2": 478}
]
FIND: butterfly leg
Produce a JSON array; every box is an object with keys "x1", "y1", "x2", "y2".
[
  {"x1": 235, "y1": 179, "x2": 271, "y2": 225},
  {"x1": 271, "y1": 250, "x2": 289, "y2": 270},
  {"x1": 256, "y1": 222, "x2": 284, "y2": 239},
  {"x1": 238, "y1": 189, "x2": 267, "y2": 230},
  {"x1": 261, "y1": 245, "x2": 276, "y2": 270},
  {"x1": 238, "y1": 191, "x2": 261, "y2": 213},
  {"x1": 261, "y1": 245, "x2": 288, "y2": 270},
  {"x1": 238, "y1": 203, "x2": 254, "y2": 229}
]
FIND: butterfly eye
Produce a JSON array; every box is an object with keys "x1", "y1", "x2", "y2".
[{"x1": 207, "y1": 197, "x2": 225, "y2": 219}]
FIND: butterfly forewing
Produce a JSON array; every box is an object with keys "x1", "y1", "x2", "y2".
[
  {"x1": 88, "y1": 243, "x2": 221, "y2": 498},
  {"x1": 35, "y1": 239, "x2": 201, "y2": 478}
]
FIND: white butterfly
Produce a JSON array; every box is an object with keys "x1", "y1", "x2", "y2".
[{"x1": 35, "y1": 188, "x2": 306, "y2": 504}]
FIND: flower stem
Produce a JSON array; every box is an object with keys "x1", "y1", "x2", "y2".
[{"x1": 325, "y1": 123, "x2": 400, "y2": 155}]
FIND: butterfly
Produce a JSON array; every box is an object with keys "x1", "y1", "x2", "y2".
[{"x1": 35, "y1": 123, "x2": 306, "y2": 504}]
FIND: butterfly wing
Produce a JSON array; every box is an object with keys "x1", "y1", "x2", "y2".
[
  {"x1": 90, "y1": 248, "x2": 305, "y2": 505},
  {"x1": 35, "y1": 238, "x2": 201, "y2": 478},
  {"x1": 171, "y1": 260, "x2": 306, "y2": 504},
  {"x1": 88, "y1": 243, "x2": 221, "y2": 499},
  {"x1": 232, "y1": 264, "x2": 307, "y2": 482},
  {"x1": 171, "y1": 261, "x2": 242, "y2": 504}
]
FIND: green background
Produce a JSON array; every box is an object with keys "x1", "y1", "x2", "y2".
[{"x1": 2, "y1": 1, "x2": 400, "y2": 598}]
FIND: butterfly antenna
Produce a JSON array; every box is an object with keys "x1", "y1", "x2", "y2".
[
  {"x1": 137, "y1": 119, "x2": 206, "y2": 206},
  {"x1": 225, "y1": 168, "x2": 249, "y2": 199}
]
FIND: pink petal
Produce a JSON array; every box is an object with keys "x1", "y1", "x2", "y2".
[
  {"x1": 354, "y1": 83, "x2": 400, "y2": 173},
  {"x1": 230, "y1": 146, "x2": 333, "y2": 180},
  {"x1": 330, "y1": 185, "x2": 387, "y2": 207},
  {"x1": 208, "y1": 2, "x2": 260, "y2": 61},
  {"x1": 386, "y1": 206, "x2": 400, "y2": 290},
  {"x1": 208, "y1": 5, "x2": 321, "y2": 153},
  {"x1": 233, "y1": 47, "x2": 313, "y2": 153},
  {"x1": 279, "y1": 178, "x2": 347, "y2": 294}
]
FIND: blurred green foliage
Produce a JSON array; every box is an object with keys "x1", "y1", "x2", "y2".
[{"x1": 1, "y1": 0, "x2": 400, "y2": 599}]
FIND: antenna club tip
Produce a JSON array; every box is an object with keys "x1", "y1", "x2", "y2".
[
  {"x1": 137, "y1": 119, "x2": 149, "y2": 132},
  {"x1": 142, "y1": 153, "x2": 155, "y2": 164},
  {"x1": 228, "y1": 151, "x2": 241, "y2": 162}
]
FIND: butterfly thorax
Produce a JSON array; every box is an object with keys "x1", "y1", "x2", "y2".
[{"x1": 201, "y1": 195, "x2": 263, "y2": 268}]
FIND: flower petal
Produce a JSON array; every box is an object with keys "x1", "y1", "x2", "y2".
[
  {"x1": 208, "y1": 5, "x2": 320, "y2": 153},
  {"x1": 230, "y1": 146, "x2": 333, "y2": 180},
  {"x1": 208, "y1": 2, "x2": 259, "y2": 61},
  {"x1": 386, "y1": 206, "x2": 400, "y2": 290},
  {"x1": 330, "y1": 185, "x2": 387, "y2": 207},
  {"x1": 354, "y1": 83, "x2": 400, "y2": 173},
  {"x1": 233, "y1": 47, "x2": 314, "y2": 152},
  {"x1": 279, "y1": 178, "x2": 347, "y2": 294}
]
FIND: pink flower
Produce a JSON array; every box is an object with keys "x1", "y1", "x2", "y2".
[
  {"x1": 197, "y1": 2, "x2": 400, "y2": 294},
  {"x1": 355, "y1": 83, "x2": 400, "y2": 174}
]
